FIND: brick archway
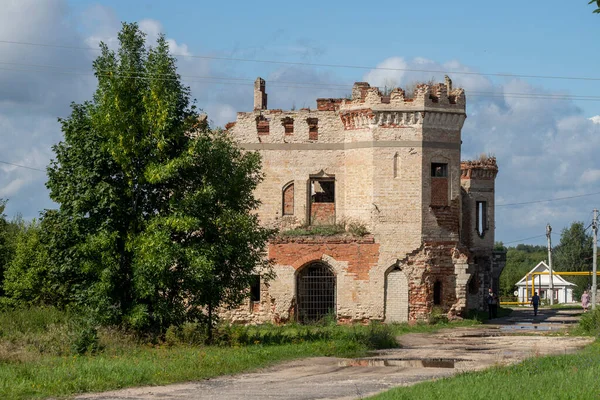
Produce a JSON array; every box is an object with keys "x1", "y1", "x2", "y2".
[
  {"x1": 385, "y1": 267, "x2": 409, "y2": 323},
  {"x1": 296, "y1": 262, "x2": 336, "y2": 323}
]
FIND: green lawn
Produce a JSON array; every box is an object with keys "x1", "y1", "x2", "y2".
[{"x1": 0, "y1": 307, "x2": 480, "y2": 399}]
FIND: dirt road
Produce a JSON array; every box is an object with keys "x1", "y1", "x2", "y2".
[{"x1": 78, "y1": 308, "x2": 592, "y2": 400}]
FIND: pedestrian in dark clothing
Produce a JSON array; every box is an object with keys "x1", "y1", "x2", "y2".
[
  {"x1": 487, "y1": 288, "x2": 496, "y2": 319},
  {"x1": 531, "y1": 292, "x2": 540, "y2": 316}
]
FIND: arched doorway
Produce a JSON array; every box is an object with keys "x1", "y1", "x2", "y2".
[
  {"x1": 385, "y1": 267, "x2": 409, "y2": 323},
  {"x1": 296, "y1": 262, "x2": 336, "y2": 323}
]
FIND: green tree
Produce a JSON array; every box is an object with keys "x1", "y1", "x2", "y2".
[
  {"x1": 553, "y1": 221, "x2": 593, "y2": 299},
  {"x1": 0, "y1": 199, "x2": 8, "y2": 295},
  {"x1": 590, "y1": 0, "x2": 600, "y2": 14},
  {"x1": 3, "y1": 219, "x2": 52, "y2": 305},
  {"x1": 44, "y1": 23, "x2": 273, "y2": 334},
  {"x1": 499, "y1": 244, "x2": 546, "y2": 298}
]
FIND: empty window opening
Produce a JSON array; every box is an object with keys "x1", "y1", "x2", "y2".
[
  {"x1": 430, "y1": 162, "x2": 448, "y2": 206},
  {"x1": 282, "y1": 117, "x2": 294, "y2": 135},
  {"x1": 431, "y1": 163, "x2": 448, "y2": 177},
  {"x1": 309, "y1": 178, "x2": 335, "y2": 225},
  {"x1": 256, "y1": 115, "x2": 270, "y2": 135},
  {"x1": 250, "y1": 275, "x2": 260, "y2": 302},
  {"x1": 307, "y1": 118, "x2": 318, "y2": 140},
  {"x1": 297, "y1": 262, "x2": 336, "y2": 323},
  {"x1": 282, "y1": 182, "x2": 294, "y2": 216},
  {"x1": 433, "y1": 281, "x2": 442, "y2": 305},
  {"x1": 468, "y1": 276, "x2": 479, "y2": 295},
  {"x1": 476, "y1": 201, "x2": 488, "y2": 237},
  {"x1": 393, "y1": 153, "x2": 399, "y2": 178}
]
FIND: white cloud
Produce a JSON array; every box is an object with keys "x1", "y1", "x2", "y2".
[
  {"x1": 590, "y1": 115, "x2": 600, "y2": 124},
  {"x1": 580, "y1": 169, "x2": 600, "y2": 184}
]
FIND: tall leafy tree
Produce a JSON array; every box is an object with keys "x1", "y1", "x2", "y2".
[
  {"x1": 553, "y1": 221, "x2": 594, "y2": 298},
  {"x1": 44, "y1": 23, "x2": 272, "y2": 333}
]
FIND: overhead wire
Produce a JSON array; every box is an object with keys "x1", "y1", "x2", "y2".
[
  {"x1": 2, "y1": 39, "x2": 600, "y2": 82},
  {"x1": 0, "y1": 160, "x2": 45, "y2": 172},
  {"x1": 1, "y1": 63, "x2": 600, "y2": 101},
  {"x1": 496, "y1": 191, "x2": 600, "y2": 207}
]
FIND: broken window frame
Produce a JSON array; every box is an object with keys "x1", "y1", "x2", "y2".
[
  {"x1": 430, "y1": 162, "x2": 449, "y2": 207},
  {"x1": 256, "y1": 115, "x2": 270, "y2": 135},
  {"x1": 308, "y1": 177, "x2": 335, "y2": 225},
  {"x1": 282, "y1": 117, "x2": 294, "y2": 135},
  {"x1": 476, "y1": 200, "x2": 488, "y2": 238},
  {"x1": 431, "y1": 163, "x2": 448, "y2": 177}
]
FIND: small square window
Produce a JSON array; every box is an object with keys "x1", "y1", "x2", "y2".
[{"x1": 431, "y1": 163, "x2": 448, "y2": 177}]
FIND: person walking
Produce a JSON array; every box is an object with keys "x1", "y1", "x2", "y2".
[
  {"x1": 531, "y1": 291, "x2": 540, "y2": 316},
  {"x1": 487, "y1": 288, "x2": 496, "y2": 319},
  {"x1": 581, "y1": 290, "x2": 590, "y2": 313}
]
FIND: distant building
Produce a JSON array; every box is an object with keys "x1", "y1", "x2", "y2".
[
  {"x1": 515, "y1": 261, "x2": 576, "y2": 303},
  {"x1": 222, "y1": 77, "x2": 505, "y2": 324}
]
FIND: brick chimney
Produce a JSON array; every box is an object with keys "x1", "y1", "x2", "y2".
[{"x1": 254, "y1": 77, "x2": 267, "y2": 110}]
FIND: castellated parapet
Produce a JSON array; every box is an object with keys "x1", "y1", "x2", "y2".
[{"x1": 222, "y1": 77, "x2": 502, "y2": 325}]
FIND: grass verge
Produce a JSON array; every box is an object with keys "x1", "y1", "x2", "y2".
[
  {"x1": 367, "y1": 339, "x2": 600, "y2": 400},
  {"x1": 0, "y1": 307, "x2": 480, "y2": 399}
]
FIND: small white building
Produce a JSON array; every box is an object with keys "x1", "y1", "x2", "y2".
[{"x1": 515, "y1": 261, "x2": 576, "y2": 303}]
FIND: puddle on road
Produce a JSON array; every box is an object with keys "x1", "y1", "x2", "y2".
[
  {"x1": 499, "y1": 324, "x2": 557, "y2": 332},
  {"x1": 339, "y1": 358, "x2": 462, "y2": 368}
]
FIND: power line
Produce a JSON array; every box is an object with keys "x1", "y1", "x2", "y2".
[
  {"x1": 502, "y1": 234, "x2": 547, "y2": 245},
  {"x1": 3, "y1": 39, "x2": 600, "y2": 83},
  {"x1": 496, "y1": 191, "x2": 600, "y2": 207},
  {"x1": 0, "y1": 160, "x2": 45, "y2": 172},
  {"x1": 2, "y1": 64, "x2": 600, "y2": 102}
]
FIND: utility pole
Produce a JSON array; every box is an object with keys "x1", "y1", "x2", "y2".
[
  {"x1": 592, "y1": 209, "x2": 598, "y2": 310},
  {"x1": 546, "y1": 224, "x2": 554, "y2": 305}
]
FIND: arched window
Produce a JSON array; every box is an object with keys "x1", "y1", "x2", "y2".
[
  {"x1": 433, "y1": 280, "x2": 442, "y2": 305},
  {"x1": 282, "y1": 182, "x2": 294, "y2": 215}
]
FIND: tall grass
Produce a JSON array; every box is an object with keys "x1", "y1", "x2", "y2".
[{"x1": 0, "y1": 307, "x2": 480, "y2": 399}]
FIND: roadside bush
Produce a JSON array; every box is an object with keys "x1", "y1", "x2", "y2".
[
  {"x1": 578, "y1": 308, "x2": 600, "y2": 336},
  {"x1": 428, "y1": 306, "x2": 449, "y2": 324}
]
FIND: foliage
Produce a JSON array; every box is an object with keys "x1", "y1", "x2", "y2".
[
  {"x1": 281, "y1": 219, "x2": 369, "y2": 237},
  {"x1": 499, "y1": 244, "x2": 546, "y2": 297},
  {"x1": 553, "y1": 222, "x2": 594, "y2": 299},
  {"x1": 590, "y1": 0, "x2": 600, "y2": 14},
  {"x1": 575, "y1": 308, "x2": 600, "y2": 336},
  {"x1": 281, "y1": 224, "x2": 347, "y2": 237},
  {"x1": 0, "y1": 306, "x2": 481, "y2": 399},
  {"x1": 41, "y1": 23, "x2": 273, "y2": 335},
  {"x1": 3, "y1": 220, "x2": 53, "y2": 305}
]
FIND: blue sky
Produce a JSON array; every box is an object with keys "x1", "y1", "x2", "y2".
[{"x1": 1, "y1": 0, "x2": 600, "y2": 246}]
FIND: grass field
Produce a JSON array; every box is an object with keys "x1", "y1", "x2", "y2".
[{"x1": 0, "y1": 307, "x2": 480, "y2": 399}]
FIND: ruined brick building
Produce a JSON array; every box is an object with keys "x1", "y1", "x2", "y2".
[{"x1": 223, "y1": 77, "x2": 505, "y2": 324}]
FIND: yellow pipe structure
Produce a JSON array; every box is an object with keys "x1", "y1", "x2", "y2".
[{"x1": 527, "y1": 271, "x2": 600, "y2": 298}]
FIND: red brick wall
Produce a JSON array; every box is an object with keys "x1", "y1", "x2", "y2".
[
  {"x1": 269, "y1": 236, "x2": 380, "y2": 280},
  {"x1": 310, "y1": 202, "x2": 334, "y2": 225},
  {"x1": 283, "y1": 184, "x2": 294, "y2": 215},
  {"x1": 430, "y1": 177, "x2": 448, "y2": 206}
]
